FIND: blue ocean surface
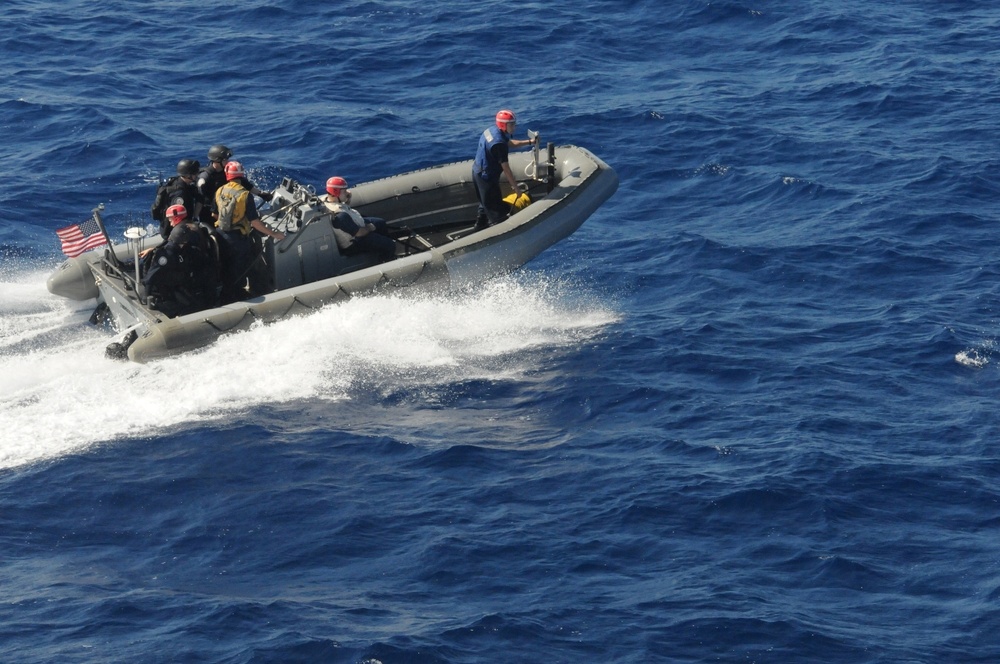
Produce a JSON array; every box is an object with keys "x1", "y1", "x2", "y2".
[{"x1": 2, "y1": 1, "x2": 1000, "y2": 662}]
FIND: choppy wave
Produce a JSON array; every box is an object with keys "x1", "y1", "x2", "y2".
[{"x1": 2, "y1": 0, "x2": 1000, "y2": 662}]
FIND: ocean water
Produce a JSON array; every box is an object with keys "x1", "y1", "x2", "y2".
[{"x1": 2, "y1": 1, "x2": 1000, "y2": 662}]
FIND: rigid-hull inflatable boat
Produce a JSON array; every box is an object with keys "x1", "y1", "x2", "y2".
[{"x1": 47, "y1": 143, "x2": 618, "y2": 362}]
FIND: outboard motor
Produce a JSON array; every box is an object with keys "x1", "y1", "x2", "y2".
[{"x1": 105, "y1": 329, "x2": 138, "y2": 361}]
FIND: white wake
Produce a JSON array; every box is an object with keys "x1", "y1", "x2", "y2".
[{"x1": 0, "y1": 268, "x2": 618, "y2": 470}]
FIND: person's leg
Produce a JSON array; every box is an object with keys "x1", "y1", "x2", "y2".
[
  {"x1": 367, "y1": 217, "x2": 391, "y2": 235},
  {"x1": 246, "y1": 234, "x2": 273, "y2": 297},
  {"x1": 218, "y1": 232, "x2": 251, "y2": 303},
  {"x1": 482, "y1": 179, "x2": 506, "y2": 226},
  {"x1": 353, "y1": 233, "x2": 396, "y2": 260},
  {"x1": 473, "y1": 172, "x2": 492, "y2": 229}
]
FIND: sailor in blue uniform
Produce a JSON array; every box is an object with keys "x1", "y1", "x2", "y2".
[{"x1": 472, "y1": 109, "x2": 537, "y2": 229}]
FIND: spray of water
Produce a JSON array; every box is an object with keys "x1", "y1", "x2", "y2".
[{"x1": 0, "y1": 268, "x2": 618, "y2": 470}]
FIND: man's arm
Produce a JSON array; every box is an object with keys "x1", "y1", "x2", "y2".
[{"x1": 250, "y1": 218, "x2": 285, "y2": 241}]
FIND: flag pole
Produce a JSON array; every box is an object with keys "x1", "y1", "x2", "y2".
[{"x1": 89, "y1": 204, "x2": 124, "y2": 271}]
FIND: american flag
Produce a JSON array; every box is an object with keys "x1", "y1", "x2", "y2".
[{"x1": 56, "y1": 217, "x2": 108, "y2": 258}]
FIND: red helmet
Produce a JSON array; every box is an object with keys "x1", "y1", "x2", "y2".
[
  {"x1": 224, "y1": 160, "x2": 245, "y2": 181},
  {"x1": 326, "y1": 176, "x2": 349, "y2": 198},
  {"x1": 165, "y1": 204, "x2": 187, "y2": 225},
  {"x1": 495, "y1": 109, "x2": 517, "y2": 133}
]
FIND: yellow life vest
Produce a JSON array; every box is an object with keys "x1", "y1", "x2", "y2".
[{"x1": 215, "y1": 181, "x2": 251, "y2": 235}]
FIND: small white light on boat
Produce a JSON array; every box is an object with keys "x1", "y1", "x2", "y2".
[{"x1": 124, "y1": 227, "x2": 149, "y2": 287}]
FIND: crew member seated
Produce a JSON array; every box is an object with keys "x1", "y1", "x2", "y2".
[
  {"x1": 142, "y1": 204, "x2": 220, "y2": 317},
  {"x1": 322, "y1": 176, "x2": 395, "y2": 261}
]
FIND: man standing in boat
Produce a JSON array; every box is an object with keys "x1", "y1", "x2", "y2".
[
  {"x1": 197, "y1": 144, "x2": 272, "y2": 225},
  {"x1": 473, "y1": 109, "x2": 536, "y2": 230},
  {"x1": 322, "y1": 176, "x2": 396, "y2": 260},
  {"x1": 151, "y1": 159, "x2": 201, "y2": 240},
  {"x1": 215, "y1": 161, "x2": 285, "y2": 302}
]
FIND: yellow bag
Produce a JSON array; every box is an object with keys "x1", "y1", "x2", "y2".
[{"x1": 503, "y1": 192, "x2": 532, "y2": 211}]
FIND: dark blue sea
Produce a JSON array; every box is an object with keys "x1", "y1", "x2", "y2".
[{"x1": 2, "y1": 1, "x2": 1000, "y2": 662}]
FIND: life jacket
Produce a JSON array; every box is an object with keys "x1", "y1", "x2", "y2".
[
  {"x1": 325, "y1": 197, "x2": 366, "y2": 249},
  {"x1": 215, "y1": 181, "x2": 251, "y2": 235},
  {"x1": 196, "y1": 167, "x2": 226, "y2": 222},
  {"x1": 473, "y1": 126, "x2": 509, "y2": 182},
  {"x1": 151, "y1": 176, "x2": 180, "y2": 223},
  {"x1": 197, "y1": 168, "x2": 225, "y2": 205},
  {"x1": 151, "y1": 177, "x2": 200, "y2": 238}
]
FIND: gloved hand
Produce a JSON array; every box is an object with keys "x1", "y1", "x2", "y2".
[{"x1": 258, "y1": 191, "x2": 274, "y2": 202}]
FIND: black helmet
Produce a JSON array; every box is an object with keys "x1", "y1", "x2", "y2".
[
  {"x1": 177, "y1": 159, "x2": 200, "y2": 176},
  {"x1": 207, "y1": 144, "x2": 233, "y2": 162}
]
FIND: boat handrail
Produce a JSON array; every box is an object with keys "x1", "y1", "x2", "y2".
[
  {"x1": 275, "y1": 214, "x2": 324, "y2": 255},
  {"x1": 100, "y1": 252, "x2": 147, "y2": 304}
]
